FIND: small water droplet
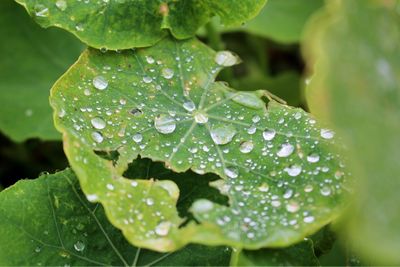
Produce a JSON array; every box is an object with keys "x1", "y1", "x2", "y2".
[
  {"x1": 307, "y1": 153, "x2": 320, "y2": 163},
  {"x1": 73, "y1": 241, "x2": 85, "y2": 252},
  {"x1": 277, "y1": 143, "x2": 294, "y2": 157},
  {"x1": 320, "y1": 129, "x2": 334, "y2": 139},
  {"x1": 161, "y1": 68, "x2": 174, "y2": 79},
  {"x1": 145, "y1": 56, "x2": 155, "y2": 64},
  {"x1": 286, "y1": 201, "x2": 300, "y2": 213},
  {"x1": 192, "y1": 199, "x2": 214, "y2": 213},
  {"x1": 258, "y1": 183, "x2": 269, "y2": 192},
  {"x1": 86, "y1": 194, "x2": 98, "y2": 202},
  {"x1": 143, "y1": 76, "x2": 153, "y2": 83},
  {"x1": 239, "y1": 141, "x2": 254, "y2": 153},
  {"x1": 224, "y1": 166, "x2": 238, "y2": 178},
  {"x1": 283, "y1": 189, "x2": 293, "y2": 199},
  {"x1": 91, "y1": 131, "x2": 104, "y2": 143},
  {"x1": 106, "y1": 183, "x2": 114, "y2": 190},
  {"x1": 93, "y1": 76, "x2": 108, "y2": 90},
  {"x1": 304, "y1": 216, "x2": 315, "y2": 223},
  {"x1": 146, "y1": 198, "x2": 154, "y2": 206},
  {"x1": 215, "y1": 51, "x2": 239, "y2": 66},
  {"x1": 58, "y1": 108, "x2": 66, "y2": 118},
  {"x1": 183, "y1": 100, "x2": 196, "y2": 112},
  {"x1": 154, "y1": 114, "x2": 176, "y2": 134},
  {"x1": 320, "y1": 186, "x2": 331, "y2": 196},
  {"x1": 210, "y1": 125, "x2": 236, "y2": 145},
  {"x1": 55, "y1": 0, "x2": 67, "y2": 11},
  {"x1": 155, "y1": 221, "x2": 171, "y2": 236},
  {"x1": 91, "y1": 117, "x2": 106, "y2": 129},
  {"x1": 285, "y1": 164, "x2": 302, "y2": 177},
  {"x1": 34, "y1": 4, "x2": 49, "y2": 17},
  {"x1": 35, "y1": 247, "x2": 41, "y2": 253},
  {"x1": 304, "y1": 185, "x2": 314, "y2": 192},
  {"x1": 132, "y1": 133, "x2": 143, "y2": 143},
  {"x1": 263, "y1": 129, "x2": 276, "y2": 141},
  {"x1": 194, "y1": 111, "x2": 208, "y2": 124}
]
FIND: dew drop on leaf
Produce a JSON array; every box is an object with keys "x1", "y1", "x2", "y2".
[
  {"x1": 320, "y1": 129, "x2": 335, "y2": 139},
  {"x1": 258, "y1": 183, "x2": 269, "y2": 192},
  {"x1": 230, "y1": 92, "x2": 265, "y2": 109},
  {"x1": 192, "y1": 199, "x2": 214, "y2": 213},
  {"x1": 307, "y1": 153, "x2": 320, "y2": 163},
  {"x1": 262, "y1": 129, "x2": 276, "y2": 141},
  {"x1": 154, "y1": 114, "x2": 176, "y2": 134},
  {"x1": 215, "y1": 51, "x2": 238, "y2": 66},
  {"x1": 304, "y1": 216, "x2": 315, "y2": 223},
  {"x1": 286, "y1": 201, "x2": 300, "y2": 213},
  {"x1": 143, "y1": 76, "x2": 153, "y2": 83},
  {"x1": 224, "y1": 166, "x2": 239, "y2": 178},
  {"x1": 285, "y1": 164, "x2": 302, "y2": 177},
  {"x1": 161, "y1": 68, "x2": 174, "y2": 79},
  {"x1": 91, "y1": 117, "x2": 106, "y2": 129},
  {"x1": 210, "y1": 124, "x2": 236, "y2": 145},
  {"x1": 183, "y1": 100, "x2": 196, "y2": 112},
  {"x1": 92, "y1": 75, "x2": 108, "y2": 90},
  {"x1": 320, "y1": 186, "x2": 332, "y2": 196},
  {"x1": 55, "y1": 0, "x2": 67, "y2": 11},
  {"x1": 194, "y1": 111, "x2": 208, "y2": 124},
  {"x1": 73, "y1": 241, "x2": 85, "y2": 252},
  {"x1": 34, "y1": 4, "x2": 49, "y2": 17},
  {"x1": 155, "y1": 221, "x2": 171, "y2": 236},
  {"x1": 91, "y1": 131, "x2": 104, "y2": 143},
  {"x1": 277, "y1": 143, "x2": 294, "y2": 157},
  {"x1": 239, "y1": 141, "x2": 254, "y2": 153},
  {"x1": 132, "y1": 133, "x2": 143, "y2": 143}
]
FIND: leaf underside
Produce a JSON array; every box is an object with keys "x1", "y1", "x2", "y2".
[
  {"x1": 0, "y1": 169, "x2": 231, "y2": 266},
  {"x1": 51, "y1": 37, "x2": 351, "y2": 252},
  {"x1": 15, "y1": 0, "x2": 267, "y2": 49}
]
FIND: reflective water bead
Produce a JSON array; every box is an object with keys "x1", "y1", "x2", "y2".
[
  {"x1": 215, "y1": 51, "x2": 239, "y2": 66},
  {"x1": 143, "y1": 76, "x2": 153, "y2": 83},
  {"x1": 286, "y1": 201, "x2": 300, "y2": 213},
  {"x1": 263, "y1": 129, "x2": 276, "y2": 141},
  {"x1": 303, "y1": 216, "x2": 315, "y2": 223},
  {"x1": 154, "y1": 114, "x2": 176, "y2": 134},
  {"x1": 224, "y1": 166, "x2": 238, "y2": 178},
  {"x1": 307, "y1": 153, "x2": 320, "y2": 163},
  {"x1": 91, "y1": 131, "x2": 104, "y2": 143},
  {"x1": 145, "y1": 56, "x2": 155, "y2": 64},
  {"x1": 239, "y1": 141, "x2": 254, "y2": 153},
  {"x1": 155, "y1": 221, "x2": 171, "y2": 236},
  {"x1": 277, "y1": 143, "x2": 294, "y2": 157},
  {"x1": 258, "y1": 183, "x2": 269, "y2": 192},
  {"x1": 320, "y1": 129, "x2": 335, "y2": 139},
  {"x1": 192, "y1": 199, "x2": 214, "y2": 213},
  {"x1": 320, "y1": 186, "x2": 332, "y2": 196},
  {"x1": 132, "y1": 133, "x2": 143, "y2": 143},
  {"x1": 34, "y1": 4, "x2": 49, "y2": 17},
  {"x1": 93, "y1": 75, "x2": 108, "y2": 90},
  {"x1": 183, "y1": 100, "x2": 196, "y2": 112},
  {"x1": 194, "y1": 111, "x2": 208, "y2": 124},
  {"x1": 73, "y1": 241, "x2": 85, "y2": 252},
  {"x1": 91, "y1": 117, "x2": 106, "y2": 129},
  {"x1": 55, "y1": 0, "x2": 67, "y2": 11},
  {"x1": 286, "y1": 164, "x2": 302, "y2": 177},
  {"x1": 161, "y1": 68, "x2": 174, "y2": 79},
  {"x1": 210, "y1": 125, "x2": 236, "y2": 145}
]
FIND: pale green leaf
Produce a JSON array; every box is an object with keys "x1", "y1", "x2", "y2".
[
  {"x1": 304, "y1": 0, "x2": 400, "y2": 264},
  {"x1": 51, "y1": 37, "x2": 350, "y2": 252},
  {"x1": 0, "y1": 169, "x2": 230, "y2": 266},
  {"x1": 15, "y1": 0, "x2": 266, "y2": 49},
  {"x1": 0, "y1": 0, "x2": 83, "y2": 141}
]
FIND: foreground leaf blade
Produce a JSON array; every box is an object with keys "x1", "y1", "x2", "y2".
[
  {"x1": 51, "y1": 37, "x2": 350, "y2": 251},
  {"x1": 0, "y1": 0, "x2": 82, "y2": 141},
  {"x1": 304, "y1": 0, "x2": 400, "y2": 264},
  {"x1": 0, "y1": 169, "x2": 230, "y2": 266},
  {"x1": 15, "y1": 0, "x2": 266, "y2": 49}
]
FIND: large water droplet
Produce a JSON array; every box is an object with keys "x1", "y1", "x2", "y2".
[
  {"x1": 183, "y1": 100, "x2": 196, "y2": 112},
  {"x1": 210, "y1": 125, "x2": 236, "y2": 145},
  {"x1": 277, "y1": 143, "x2": 294, "y2": 157},
  {"x1": 74, "y1": 241, "x2": 85, "y2": 252},
  {"x1": 215, "y1": 51, "x2": 239, "y2": 66},
  {"x1": 192, "y1": 199, "x2": 214, "y2": 213},
  {"x1": 194, "y1": 111, "x2": 208, "y2": 124},
  {"x1": 155, "y1": 221, "x2": 171, "y2": 236},
  {"x1": 239, "y1": 141, "x2": 254, "y2": 153},
  {"x1": 91, "y1": 117, "x2": 106, "y2": 129},
  {"x1": 320, "y1": 129, "x2": 334, "y2": 139},
  {"x1": 224, "y1": 166, "x2": 238, "y2": 178},
  {"x1": 132, "y1": 133, "x2": 143, "y2": 143},
  {"x1": 263, "y1": 129, "x2": 276, "y2": 141},
  {"x1": 93, "y1": 76, "x2": 108, "y2": 90},
  {"x1": 285, "y1": 164, "x2": 302, "y2": 177},
  {"x1": 161, "y1": 68, "x2": 174, "y2": 79},
  {"x1": 307, "y1": 153, "x2": 320, "y2": 163},
  {"x1": 320, "y1": 186, "x2": 331, "y2": 196},
  {"x1": 55, "y1": 0, "x2": 67, "y2": 11},
  {"x1": 91, "y1": 131, "x2": 104, "y2": 143},
  {"x1": 154, "y1": 114, "x2": 176, "y2": 134}
]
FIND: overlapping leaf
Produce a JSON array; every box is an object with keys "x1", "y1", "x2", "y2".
[
  {"x1": 0, "y1": 169, "x2": 231, "y2": 266},
  {"x1": 0, "y1": 0, "x2": 82, "y2": 141},
  {"x1": 51, "y1": 37, "x2": 350, "y2": 252},
  {"x1": 304, "y1": 0, "x2": 400, "y2": 264},
  {"x1": 16, "y1": 0, "x2": 266, "y2": 49}
]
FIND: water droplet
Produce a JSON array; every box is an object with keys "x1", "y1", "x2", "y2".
[
  {"x1": 132, "y1": 133, "x2": 143, "y2": 143},
  {"x1": 320, "y1": 186, "x2": 331, "y2": 196},
  {"x1": 161, "y1": 68, "x2": 174, "y2": 79},
  {"x1": 252, "y1": 115, "x2": 261, "y2": 123},
  {"x1": 106, "y1": 183, "x2": 114, "y2": 190},
  {"x1": 263, "y1": 129, "x2": 276, "y2": 141},
  {"x1": 86, "y1": 194, "x2": 98, "y2": 202},
  {"x1": 224, "y1": 166, "x2": 238, "y2": 178},
  {"x1": 283, "y1": 189, "x2": 293, "y2": 199},
  {"x1": 73, "y1": 241, "x2": 85, "y2": 252},
  {"x1": 154, "y1": 114, "x2": 176, "y2": 134},
  {"x1": 294, "y1": 112, "x2": 302, "y2": 120},
  {"x1": 55, "y1": 0, "x2": 67, "y2": 11},
  {"x1": 146, "y1": 198, "x2": 154, "y2": 206},
  {"x1": 35, "y1": 247, "x2": 41, "y2": 253},
  {"x1": 230, "y1": 92, "x2": 264, "y2": 109},
  {"x1": 285, "y1": 164, "x2": 302, "y2": 177},
  {"x1": 130, "y1": 108, "x2": 143, "y2": 116},
  {"x1": 131, "y1": 181, "x2": 138, "y2": 187},
  {"x1": 155, "y1": 221, "x2": 171, "y2": 236},
  {"x1": 75, "y1": 23, "x2": 84, "y2": 32},
  {"x1": 215, "y1": 51, "x2": 239, "y2": 66},
  {"x1": 91, "y1": 131, "x2": 104, "y2": 143},
  {"x1": 320, "y1": 129, "x2": 334, "y2": 139},
  {"x1": 93, "y1": 76, "x2": 108, "y2": 90},
  {"x1": 239, "y1": 141, "x2": 254, "y2": 153},
  {"x1": 277, "y1": 143, "x2": 294, "y2": 157},
  {"x1": 304, "y1": 216, "x2": 315, "y2": 223},
  {"x1": 91, "y1": 117, "x2": 106, "y2": 129},
  {"x1": 58, "y1": 108, "x2": 66, "y2": 118},
  {"x1": 286, "y1": 201, "x2": 300, "y2": 213},
  {"x1": 183, "y1": 100, "x2": 196, "y2": 112},
  {"x1": 143, "y1": 76, "x2": 152, "y2": 83},
  {"x1": 145, "y1": 56, "x2": 155, "y2": 64},
  {"x1": 34, "y1": 4, "x2": 49, "y2": 17},
  {"x1": 192, "y1": 199, "x2": 214, "y2": 213},
  {"x1": 304, "y1": 185, "x2": 314, "y2": 192},
  {"x1": 307, "y1": 153, "x2": 320, "y2": 163},
  {"x1": 210, "y1": 125, "x2": 236, "y2": 145},
  {"x1": 194, "y1": 111, "x2": 208, "y2": 124},
  {"x1": 258, "y1": 183, "x2": 269, "y2": 192}
]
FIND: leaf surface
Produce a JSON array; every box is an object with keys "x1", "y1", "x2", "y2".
[
  {"x1": 0, "y1": 0, "x2": 82, "y2": 141},
  {"x1": 16, "y1": 0, "x2": 266, "y2": 49},
  {"x1": 304, "y1": 0, "x2": 400, "y2": 264},
  {"x1": 0, "y1": 169, "x2": 230, "y2": 266},
  {"x1": 51, "y1": 37, "x2": 350, "y2": 251}
]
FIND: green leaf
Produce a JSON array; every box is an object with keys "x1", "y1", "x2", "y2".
[
  {"x1": 15, "y1": 0, "x2": 267, "y2": 50},
  {"x1": 231, "y1": 239, "x2": 319, "y2": 266},
  {"x1": 304, "y1": 0, "x2": 400, "y2": 264},
  {"x1": 0, "y1": 169, "x2": 231, "y2": 266},
  {"x1": 0, "y1": 0, "x2": 83, "y2": 141},
  {"x1": 51, "y1": 37, "x2": 351, "y2": 251}
]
